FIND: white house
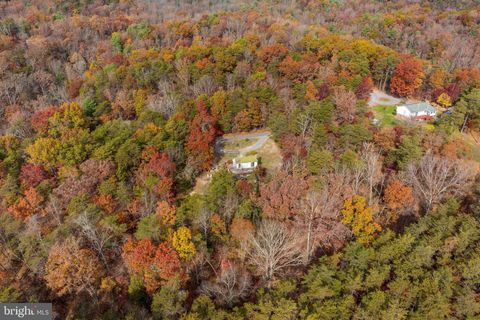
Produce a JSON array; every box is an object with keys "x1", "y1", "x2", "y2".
[
  {"x1": 232, "y1": 155, "x2": 258, "y2": 172},
  {"x1": 396, "y1": 102, "x2": 437, "y2": 120}
]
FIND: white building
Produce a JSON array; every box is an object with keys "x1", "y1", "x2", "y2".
[
  {"x1": 232, "y1": 155, "x2": 258, "y2": 172},
  {"x1": 396, "y1": 102, "x2": 437, "y2": 120}
]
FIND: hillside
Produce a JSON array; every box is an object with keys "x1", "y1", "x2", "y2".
[{"x1": 0, "y1": 1, "x2": 479, "y2": 319}]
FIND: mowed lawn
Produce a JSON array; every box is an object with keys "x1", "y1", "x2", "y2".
[{"x1": 373, "y1": 104, "x2": 398, "y2": 126}]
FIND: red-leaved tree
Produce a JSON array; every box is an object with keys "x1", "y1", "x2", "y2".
[
  {"x1": 186, "y1": 99, "x2": 219, "y2": 172},
  {"x1": 122, "y1": 239, "x2": 184, "y2": 293},
  {"x1": 390, "y1": 56, "x2": 424, "y2": 97},
  {"x1": 258, "y1": 171, "x2": 309, "y2": 222},
  {"x1": 19, "y1": 163, "x2": 47, "y2": 187}
]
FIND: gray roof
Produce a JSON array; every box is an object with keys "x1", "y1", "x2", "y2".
[{"x1": 402, "y1": 102, "x2": 436, "y2": 114}]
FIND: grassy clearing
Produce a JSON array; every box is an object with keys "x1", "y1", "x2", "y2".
[
  {"x1": 223, "y1": 138, "x2": 258, "y2": 150},
  {"x1": 217, "y1": 138, "x2": 282, "y2": 172},
  {"x1": 373, "y1": 104, "x2": 398, "y2": 126},
  {"x1": 256, "y1": 138, "x2": 282, "y2": 171}
]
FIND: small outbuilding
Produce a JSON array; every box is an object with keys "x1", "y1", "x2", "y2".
[
  {"x1": 231, "y1": 155, "x2": 258, "y2": 173},
  {"x1": 396, "y1": 102, "x2": 437, "y2": 120}
]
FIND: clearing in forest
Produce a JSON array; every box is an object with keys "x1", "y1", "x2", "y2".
[{"x1": 192, "y1": 131, "x2": 282, "y2": 194}]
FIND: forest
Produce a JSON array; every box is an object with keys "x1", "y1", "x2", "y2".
[{"x1": 0, "y1": 0, "x2": 480, "y2": 319}]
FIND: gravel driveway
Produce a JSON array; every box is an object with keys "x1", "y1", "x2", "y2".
[
  {"x1": 216, "y1": 132, "x2": 271, "y2": 155},
  {"x1": 368, "y1": 89, "x2": 402, "y2": 107}
]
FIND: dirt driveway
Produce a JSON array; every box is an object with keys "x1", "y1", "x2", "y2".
[
  {"x1": 216, "y1": 131, "x2": 271, "y2": 155},
  {"x1": 368, "y1": 89, "x2": 402, "y2": 107}
]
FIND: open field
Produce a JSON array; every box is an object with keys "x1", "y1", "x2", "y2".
[
  {"x1": 373, "y1": 104, "x2": 398, "y2": 126},
  {"x1": 256, "y1": 138, "x2": 282, "y2": 171}
]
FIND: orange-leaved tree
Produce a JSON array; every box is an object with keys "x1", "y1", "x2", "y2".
[
  {"x1": 122, "y1": 239, "x2": 183, "y2": 293},
  {"x1": 7, "y1": 187, "x2": 44, "y2": 222},
  {"x1": 390, "y1": 56, "x2": 424, "y2": 97},
  {"x1": 45, "y1": 237, "x2": 103, "y2": 298},
  {"x1": 383, "y1": 180, "x2": 415, "y2": 223}
]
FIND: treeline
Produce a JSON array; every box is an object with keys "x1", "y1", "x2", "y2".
[{"x1": 184, "y1": 200, "x2": 480, "y2": 319}]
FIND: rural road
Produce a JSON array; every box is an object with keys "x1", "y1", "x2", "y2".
[
  {"x1": 217, "y1": 132, "x2": 271, "y2": 154},
  {"x1": 368, "y1": 89, "x2": 402, "y2": 107}
]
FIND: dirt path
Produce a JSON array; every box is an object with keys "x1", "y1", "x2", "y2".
[{"x1": 191, "y1": 172, "x2": 211, "y2": 194}]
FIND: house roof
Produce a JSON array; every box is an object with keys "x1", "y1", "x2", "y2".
[
  {"x1": 400, "y1": 102, "x2": 436, "y2": 114},
  {"x1": 416, "y1": 115, "x2": 434, "y2": 119},
  {"x1": 237, "y1": 155, "x2": 258, "y2": 163}
]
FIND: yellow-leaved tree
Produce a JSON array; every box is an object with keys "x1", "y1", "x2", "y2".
[
  {"x1": 305, "y1": 80, "x2": 318, "y2": 101},
  {"x1": 26, "y1": 137, "x2": 60, "y2": 167},
  {"x1": 341, "y1": 195, "x2": 381, "y2": 245},
  {"x1": 436, "y1": 92, "x2": 452, "y2": 108},
  {"x1": 171, "y1": 227, "x2": 196, "y2": 260}
]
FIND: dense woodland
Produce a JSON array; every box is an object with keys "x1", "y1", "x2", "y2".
[{"x1": 1, "y1": 0, "x2": 480, "y2": 319}]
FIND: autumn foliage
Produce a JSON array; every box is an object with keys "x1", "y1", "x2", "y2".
[
  {"x1": 341, "y1": 195, "x2": 381, "y2": 245},
  {"x1": 45, "y1": 238, "x2": 103, "y2": 297},
  {"x1": 0, "y1": 1, "x2": 479, "y2": 318},
  {"x1": 384, "y1": 180, "x2": 414, "y2": 211},
  {"x1": 156, "y1": 201, "x2": 176, "y2": 226},
  {"x1": 390, "y1": 56, "x2": 424, "y2": 97},
  {"x1": 7, "y1": 187, "x2": 44, "y2": 221},
  {"x1": 186, "y1": 100, "x2": 219, "y2": 172},
  {"x1": 19, "y1": 163, "x2": 46, "y2": 187},
  {"x1": 122, "y1": 239, "x2": 183, "y2": 293}
]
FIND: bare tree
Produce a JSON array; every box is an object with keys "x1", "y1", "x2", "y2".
[
  {"x1": 175, "y1": 59, "x2": 191, "y2": 93},
  {"x1": 360, "y1": 142, "x2": 383, "y2": 205},
  {"x1": 139, "y1": 187, "x2": 157, "y2": 217},
  {"x1": 32, "y1": 70, "x2": 54, "y2": 97},
  {"x1": 193, "y1": 75, "x2": 217, "y2": 97},
  {"x1": 279, "y1": 87, "x2": 297, "y2": 116},
  {"x1": 341, "y1": 143, "x2": 383, "y2": 204},
  {"x1": 406, "y1": 151, "x2": 476, "y2": 211},
  {"x1": 148, "y1": 79, "x2": 179, "y2": 119},
  {"x1": 201, "y1": 264, "x2": 251, "y2": 307},
  {"x1": 222, "y1": 192, "x2": 239, "y2": 224},
  {"x1": 188, "y1": 249, "x2": 212, "y2": 286},
  {"x1": 246, "y1": 220, "x2": 302, "y2": 282},
  {"x1": 147, "y1": 93, "x2": 172, "y2": 118},
  {"x1": 225, "y1": 17, "x2": 247, "y2": 40},
  {"x1": 195, "y1": 206, "x2": 212, "y2": 241},
  {"x1": 226, "y1": 73, "x2": 236, "y2": 91},
  {"x1": 0, "y1": 73, "x2": 26, "y2": 105},
  {"x1": 349, "y1": 161, "x2": 365, "y2": 195},
  {"x1": 74, "y1": 212, "x2": 114, "y2": 271},
  {"x1": 333, "y1": 86, "x2": 357, "y2": 123},
  {"x1": 297, "y1": 172, "x2": 353, "y2": 264},
  {"x1": 296, "y1": 113, "x2": 313, "y2": 139},
  {"x1": 45, "y1": 195, "x2": 63, "y2": 226},
  {"x1": 298, "y1": 191, "x2": 324, "y2": 264}
]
